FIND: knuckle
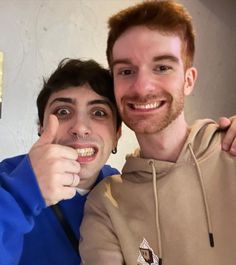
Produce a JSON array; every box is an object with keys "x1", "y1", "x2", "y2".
[
  {"x1": 66, "y1": 189, "x2": 76, "y2": 200},
  {"x1": 44, "y1": 145, "x2": 58, "y2": 158},
  {"x1": 75, "y1": 175, "x2": 80, "y2": 184}
]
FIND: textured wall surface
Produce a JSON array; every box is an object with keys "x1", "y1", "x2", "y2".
[{"x1": 0, "y1": 0, "x2": 235, "y2": 170}]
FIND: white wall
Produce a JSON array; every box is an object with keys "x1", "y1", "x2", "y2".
[{"x1": 0, "y1": 0, "x2": 235, "y2": 171}]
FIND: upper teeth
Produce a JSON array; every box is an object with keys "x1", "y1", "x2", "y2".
[
  {"x1": 133, "y1": 102, "x2": 162, "y2": 110},
  {"x1": 76, "y1": 148, "x2": 95, "y2": 157}
]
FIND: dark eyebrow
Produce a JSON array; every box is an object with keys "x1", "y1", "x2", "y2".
[
  {"x1": 88, "y1": 99, "x2": 114, "y2": 112},
  {"x1": 49, "y1": 97, "x2": 75, "y2": 107}
]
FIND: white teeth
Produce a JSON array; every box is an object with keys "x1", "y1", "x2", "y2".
[
  {"x1": 133, "y1": 102, "x2": 162, "y2": 110},
  {"x1": 76, "y1": 148, "x2": 95, "y2": 157}
]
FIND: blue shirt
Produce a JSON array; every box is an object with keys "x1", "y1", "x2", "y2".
[{"x1": 0, "y1": 155, "x2": 119, "y2": 265}]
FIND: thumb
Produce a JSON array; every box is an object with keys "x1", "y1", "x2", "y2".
[{"x1": 36, "y1": 114, "x2": 59, "y2": 146}]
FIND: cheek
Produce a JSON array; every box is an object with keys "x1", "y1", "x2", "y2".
[
  {"x1": 114, "y1": 87, "x2": 125, "y2": 111},
  {"x1": 165, "y1": 77, "x2": 185, "y2": 94},
  {"x1": 114, "y1": 81, "x2": 121, "y2": 99},
  {"x1": 114, "y1": 78, "x2": 127, "y2": 98},
  {"x1": 102, "y1": 127, "x2": 117, "y2": 147}
]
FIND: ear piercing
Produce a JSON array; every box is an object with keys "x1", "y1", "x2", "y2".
[{"x1": 112, "y1": 147, "x2": 117, "y2": 154}]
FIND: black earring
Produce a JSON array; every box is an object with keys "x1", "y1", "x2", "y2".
[{"x1": 112, "y1": 147, "x2": 117, "y2": 154}]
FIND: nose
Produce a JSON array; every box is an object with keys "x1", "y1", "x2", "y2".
[
  {"x1": 69, "y1": 115, "x2": 91, "y2": 139},
  {"x1": 131, "y1": 68, "x2": 156, "y2": 96}
]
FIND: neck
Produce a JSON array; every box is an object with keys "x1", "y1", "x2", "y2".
[
  {"x1": 77, "y1": 171, "x2": 99, "y2": 190},
  {"x1": 136, "y1": 114, "x2": 189, "y2": 162}
]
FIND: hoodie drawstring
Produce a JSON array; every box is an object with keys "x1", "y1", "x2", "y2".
[
  {"x1": 188, "y1": 143, "x2": 215, "y2": 247},
  {"x1": 148, "y1": 144, "x2": 214, "y2": 264},
  {"x1": 149, "y1": 160, "x2": 163, "y2": 265}
]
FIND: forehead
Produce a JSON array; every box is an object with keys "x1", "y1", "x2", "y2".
[{"x1": 112, "y1": 26, "x2": 182, "y2": 63}]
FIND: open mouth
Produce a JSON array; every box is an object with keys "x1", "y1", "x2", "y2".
[
  {"x1": 128, "y1": 100, "x2": 165, "y2": 110},
  {"x1": 76, "y1": 147, "x2": 96, "y2": 157}
]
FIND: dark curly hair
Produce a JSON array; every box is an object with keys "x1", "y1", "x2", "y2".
[{"x1": 36, "y1": 58, "x2": 121, "y2": 131}]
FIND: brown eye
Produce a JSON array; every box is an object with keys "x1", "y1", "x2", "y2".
[
  {"x1": 160, "y1": 65, "x2": 168, "y2": 71},
  {"x1": 117, "y1": 68, "x2": 135, "y2": 76},
  {"x1": 121, "y1": 69, "x2": 132, "y2": 75},
  {"x1": 54, "y1": 108, "x2": 71, "y2": 117},
  {"x1": 153, "y1": 64, "x2": 172, "y2": 75},
  {"x1": 93, "y1": 110, "x2": 106, "y2": 117}
]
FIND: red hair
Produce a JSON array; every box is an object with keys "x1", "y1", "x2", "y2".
[{"x1": 106, "y1": 0, "x2": 195, "y2": 70}]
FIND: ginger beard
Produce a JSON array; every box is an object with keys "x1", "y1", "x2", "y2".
[{"x1": 117, "y1": 86, "x2": 185, "y2": 134}]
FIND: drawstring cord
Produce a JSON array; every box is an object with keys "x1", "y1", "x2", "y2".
[
  {"x1": 148, "y1": 144, "x2": 214, "y2": 265},
  {"x1": 188, "y1": 143, "x2": 215, "y2": 247},
  {"x1": 149, "y1": 160, "x2": 163, "y2": 265}
]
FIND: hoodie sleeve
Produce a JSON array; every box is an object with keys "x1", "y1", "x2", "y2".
[
  {"x1": 0, "y1": 155, "x2": 46, "y2": 265},
  {"x1": 79, "y1": 184, "x2": 123, "y2": 265}
]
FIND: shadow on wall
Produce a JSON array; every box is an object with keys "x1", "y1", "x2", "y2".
[
  {"x1": 184, "y1": 0, "x2": 236, "y2": 124},
  {"x1": 198, "y1": 0, "x2": 236, "y2": 30}
]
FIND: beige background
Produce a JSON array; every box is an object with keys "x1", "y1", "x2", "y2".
[
  {"x1": 0, "y1": 0, "x2": 235, "y2": 171},
  {"x1": 0, "y1": 52, "x2": 3, "y2": 118}
]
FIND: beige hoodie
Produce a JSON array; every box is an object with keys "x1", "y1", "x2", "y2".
[{"x1": 80, "y1": 119, "x2": 236, "y2": 265}]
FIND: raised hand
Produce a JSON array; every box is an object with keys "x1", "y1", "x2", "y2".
[{"x1": 29, "y1": 114, "x2": 80, "y2": 206}]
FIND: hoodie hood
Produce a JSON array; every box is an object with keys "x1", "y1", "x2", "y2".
[{"x1": 122, "y1": 119, "x2": 220, "y2": 182}]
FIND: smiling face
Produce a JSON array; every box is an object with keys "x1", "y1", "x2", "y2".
[
  {"x1": 112, "y1": 26, "x2": 196, "y2": 135},
  {"x1": 42, "y1": 84, "x2": 120, "y2": 188}
]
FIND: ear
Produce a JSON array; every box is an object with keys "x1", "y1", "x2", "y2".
[
  {"x1": 38, "y1": 125, "x2": 44, "y2": 137},
  {"x1": 116, "y1": 125, "x2": 122, "y2": 140},
  {"x1": 184, "y1": 67, "x2": 197, "y2": 96},
  {"x1": 113, "y1": 124, "x2": 122, "y2": 149}
]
